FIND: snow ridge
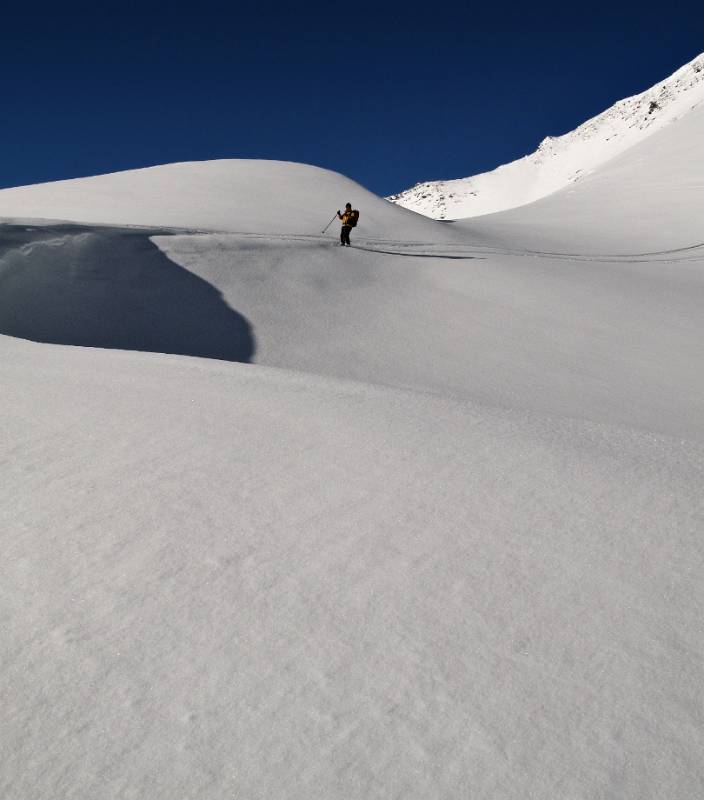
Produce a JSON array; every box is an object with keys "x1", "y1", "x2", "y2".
[{"x1": 388, "y1": 52, "x2": 704, "y2": 219}]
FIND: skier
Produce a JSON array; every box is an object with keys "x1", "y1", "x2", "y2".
[{"x1": 337, "y1": 203, "x2": 359, "y2": 246}]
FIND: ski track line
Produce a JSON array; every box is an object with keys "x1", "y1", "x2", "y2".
[
  {"x1": 174, "y1": 230, "x2": 704, "y2": 263},
  {"x1": 4, "y1": 221, "x2": 704, "y2": 264}
]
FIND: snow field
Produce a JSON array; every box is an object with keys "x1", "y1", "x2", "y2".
[
  {"x1": 459, "y1": 101, "x2": 704, "y2": 254},
  {"x1": 154, "y1": 231, "x2": 704, "y2": 439},
  {"x1": 0, "y1": 159, "x2": 450, "y2": 241},
  {"x1": 2, "y1": 337, "x2": 703, "y2": 799},
  {"x1": 1, "y1": 75, "x2": 704, "y2": 796}
]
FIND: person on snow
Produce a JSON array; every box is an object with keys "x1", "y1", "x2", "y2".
[{"x1": 337, "y1": 203, "x2": 359, "y2": 246}]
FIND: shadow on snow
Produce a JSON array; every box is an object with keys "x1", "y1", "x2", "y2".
[{"x1": 0, "y1": 224, "x2": 255, "y2": 363}]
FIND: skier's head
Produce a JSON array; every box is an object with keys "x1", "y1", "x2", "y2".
[{"x1": 345, "y1": 203, "x2": 352, "y2": 209}]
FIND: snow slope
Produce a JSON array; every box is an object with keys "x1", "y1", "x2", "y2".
[
  {"x1": 459, "y1": 100, "x2": 704, "y2": 254},
  {"x1": 0, "y1": 158, "x2": 447, "y2": 240},
  {"x1": 3, "y1": 336, "x2": 703, "y2": 800},
  {"x1": 1, "y1": 214, "x2": 701, "y2": 438},
  {"x1": 389, "y1": 52, "x2": 704, "y2": 219},
  {"x1": 155, "y1": 229, "x2": 704, "y2": 438},
  {"x1": 2, "y1": 143, "x2": 704, "y2": 798}
]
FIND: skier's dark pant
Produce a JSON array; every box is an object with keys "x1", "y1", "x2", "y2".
[{"x1": 340, "y1": 225, "x2": 352, "y2": 246}]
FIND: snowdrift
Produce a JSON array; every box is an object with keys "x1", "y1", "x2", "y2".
[
  {"x1": 155, "y1": 229, "x2": 704, "y2": 438},
  {"x1": 0, "y1": 159, "x2": 447, "y2": 240},
  {"x1": 0, "y1": 223, "x2": 255, "y2": 362},
  {"x1": 3, "y1": 335, "x2": 703, "y2": 800}
]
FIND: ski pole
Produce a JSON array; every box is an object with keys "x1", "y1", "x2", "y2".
[{"x1": 321, "y1": 212, "x2": 338, "y2": 234}]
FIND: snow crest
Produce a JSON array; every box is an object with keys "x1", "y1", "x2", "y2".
[{"x1": 389, "y1": 52, "x2": 704, "y2": 219}]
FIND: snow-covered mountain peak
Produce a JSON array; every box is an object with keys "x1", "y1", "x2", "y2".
[{"x1": 389, "y1": 52, "x2": 704, "y2": 219}]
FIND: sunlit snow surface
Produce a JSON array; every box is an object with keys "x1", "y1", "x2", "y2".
[
  {"x1": 1, "y1": 89, "x2": 704, "y2": 797},
  {"x1": 3, "y1": 339, "x2": 703, "y2": 798},
  {"x1": 389, "y1": 52, "x2": 704, "y2": 220}
]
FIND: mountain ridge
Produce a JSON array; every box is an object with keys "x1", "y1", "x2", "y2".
[{"x1": 388, "y1": 52, "x2": 704, "y2": 219}]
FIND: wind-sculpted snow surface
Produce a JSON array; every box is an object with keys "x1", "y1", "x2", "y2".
[
  {"x1": 155, "y1": 232, "x2": 704, "y2": 439},
  {"x1": 1, "y1": 144, "x2": 704, "y2": 798},
  {"x1": 0, "y1": 159, "x2": 446, "y2": 240},
  {"x1": 389, "y1": 52, "x2": 704, "y2": 219},
  {"x1": 0, "y1": 224, "x2": 254, "y2": 361},
  {"x1": 2, "y1": 337, "x2": 703, "y2": 799}
]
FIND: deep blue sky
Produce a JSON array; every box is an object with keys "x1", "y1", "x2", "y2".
[{"x1": 2, "y1": 1, "x2": 702, "y2": 196}]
